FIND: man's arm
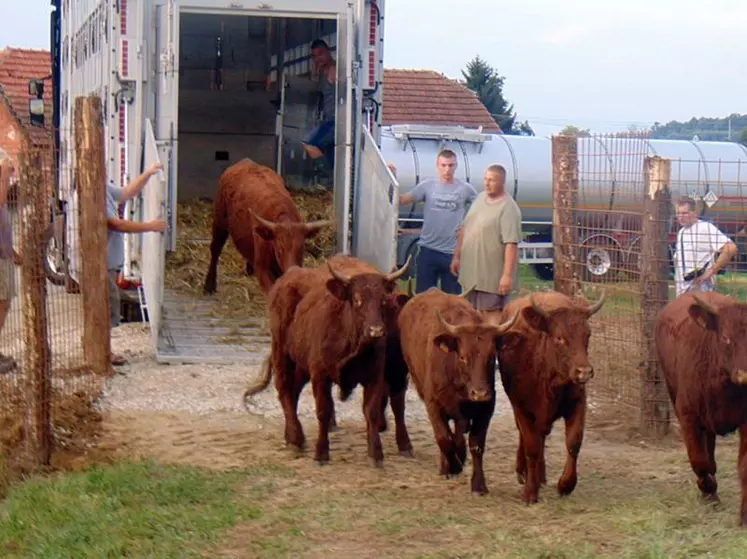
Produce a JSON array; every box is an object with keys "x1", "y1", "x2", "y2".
[
  {"x1": 108, "y1": 216, "x2": 166, "y2": 234},
  {"x1": 706, "y1": 241, "x2": 737, "y2": 278},
  {"x1": 119, "y1": 163, "x2": 163, "y2": 203},
  {"x1": 498, "y1": 203, "x2": 523, "y2": 294},
  {"x1": 399, "y1": 180, "x2": 426, "y2": 207}
]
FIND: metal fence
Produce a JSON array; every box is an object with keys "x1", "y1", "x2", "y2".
[
  {"x1": 552, "y1": 133, "x2": 747, "y2": 436},
  {"x1": 0, "y1": 96, "x2": 111, "y2": 470}
]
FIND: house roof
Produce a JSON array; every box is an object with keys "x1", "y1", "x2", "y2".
[
  {"x1": 382, "y1": 69, "x2": 502, "y2": 133},
  {"x1": 0, "y1": 47, "x2": 53, "y2": 145}
]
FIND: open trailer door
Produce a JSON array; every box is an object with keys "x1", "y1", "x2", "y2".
[{"x1": 351, "y1": 123, "x2": 399, "y2": 273}]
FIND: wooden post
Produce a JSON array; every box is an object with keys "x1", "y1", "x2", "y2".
[
  {"x1": 74, "y1": 96, "x2": 111, "y2": 375},
  {"x1": 18, "y1": 146, "x2": 52, "y2": 466},
  {"x1": 552, "y1": 135, "x2": 579, "y2": 295},
  {"x1": 640, "y1": 156, "x2": 671, "y2": 437}
]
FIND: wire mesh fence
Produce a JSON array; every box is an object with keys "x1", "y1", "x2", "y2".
[
  {"x1": 0, "y1": 96, "x2": 111, "y2": 471},
  {"x1": 552, "y1": 132, "x2": 747, "y2": 436}
]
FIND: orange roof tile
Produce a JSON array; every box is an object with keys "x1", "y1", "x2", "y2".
[
  {"x1": 0, "y1": 47, "x2": 53, "y2": 145},
  {"x1": 382, "y1": 69, "x2": 502, "y2": 133}
]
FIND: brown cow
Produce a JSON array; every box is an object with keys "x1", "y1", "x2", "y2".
[
  {"x1": 245, "y1": 256, "x2": 411, "y2": 466},
  {"x1": 203, "y1": 158, "x2": 334, "y2": 294},
  {"x1": 397, "y1": 288, "x2": 520, "y2": 494},
  {"x1": 324, "y1": 254, "x2": 415, "y2": 456},
  {"x1": 497, "y1": 290, "x2": 605, "y2": 504},
  {"x1": 655, "y1": 291, "x2": 747, "y2": 525}
]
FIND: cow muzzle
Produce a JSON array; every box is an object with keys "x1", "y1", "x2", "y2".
[
  {"x1": 731, "y1": 370, "x2": 747, "y2": 385},
  {"x1": 573, "y1": 366, "x2": 594, "y2": 384},
  {"x1": 367, "y1": 325, "x2": 385, "y2": 339},
  {"x1": 468, "y1": 388, "x2": 492, "y2": 402}
]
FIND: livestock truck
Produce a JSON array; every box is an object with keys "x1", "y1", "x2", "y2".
[{"x1": 46, "y1": 0, "x2": 399, "y2": 356}]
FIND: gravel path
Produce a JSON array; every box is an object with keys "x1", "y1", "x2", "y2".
[{"x1": 101, "y1": 322, "x2": 515, "y2": 425}]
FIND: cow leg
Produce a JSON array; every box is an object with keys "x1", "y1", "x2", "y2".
[
  {"x1": 311, "y1": 375, "x2": 334, "y2": 465},
  {"x1": 454, "y1": 419, "x2": 468, "y2": 467},
  {"x1": 276, "y1": 361, "x2": 307, "y2": 451},
  {"x1": 468, "y1": 404, "x2": 495, "y2": 496},
  {"x1": 362, "y1": 373, "x2": 387, "y2": 467},
  {"x1": 203, "y1": 225, "x2": 229, "y2": 294},
  {"x1": 513, "y1": 414, "x2": 528, "y2": 485},
  {"x1": 252, "y1": 247, "x2": 277, "y2": 293},
  {"x1": 680, "y1": 416, "x2": 719, "y2": 500},
  {"x1": 515, "y1": 412, "x2": 543, "y2": 503},
  {"x1": 426, "y1": 403, "x2": 463, "y2": 476},
  {"x1": 389, "y1": 387, "x2": 414, "y2": 457},
  {"x1": 377, "y1": 391, "x2": 389, "y2": 433},
  {"x1": 738, "y1": 425, "x2": 747, "y2": 526},
  {"x1": 558, "y1": 399, "x2": 586, "y2": 497}
]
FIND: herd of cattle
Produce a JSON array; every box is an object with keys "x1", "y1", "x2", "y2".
[{"x1": 204, "y1": 158, "x2": 747, "y2": 526}]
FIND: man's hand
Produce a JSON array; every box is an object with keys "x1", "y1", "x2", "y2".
[
  {"x1": 450, "y1": 257, "x2": 460, "y2": 276},
  {"x1": 497, "y1": 274, "x2": 512, "y2": 296},
  {"x1": 147, "y1": 162, "x2": 163, "y2": 176},
  {"x1": 149, "y1": 219, "x2": 168, "y2": 233}
]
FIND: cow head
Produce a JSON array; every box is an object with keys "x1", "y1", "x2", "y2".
[
  {"x1": 433, "y1": 307, "x2": 520, "y2": 402},
  {"x1": 324, "y1": 255, "x2": 412, "y2": 342},
  {"x1": 507, "y1": 291, "x2": 606, "y2": 385},
  {"x1": 251, "y1": 211, "x2": 335, "y2": 271},
  {"x1": 688, "y1": 294, "x2": 747, "y2": 385}
]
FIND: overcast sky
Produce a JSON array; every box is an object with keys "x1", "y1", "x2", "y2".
[{"x1": 3, "y1": 0, "x2": 745, "y2": 137}]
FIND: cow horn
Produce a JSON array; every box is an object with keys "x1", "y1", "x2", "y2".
[
  {"x1": 304, "y1": 219, "x2": 336, "y2": 233},
  {"x1": 385, "y1": 253, "x2": 412, "y2": 282},
  {"x1": 585, "y1": 289, "x2": 607, "y2": 316},
  {"x1": 529, "y1": 293, "x2": 551, "y2": 319},
  {"x1": 326, "y1": 260, "x2": 352, "y2": 284},
  {"x1": 693, "y1": 293, "x2": 719, "y2": 316},
  {"x1": 435, "y1": 309, "x2": 460, "y2": 336},
  {"x1": 250, "y1": 210, "x2": 277, "y2": 232},
  {"x1": 406, "y1": 277, "x2": 414, "y2": 297},
  {"x1": 493, "y1": 308, "x2": 521, "y2": 335},
  {"x1": 461, "y1": 284, "x2": 477, "y2": 298}
]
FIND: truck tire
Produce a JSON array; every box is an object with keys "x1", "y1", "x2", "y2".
[
  {"x1": 43, "y1": 222, "x2": 68, "y2": 286},
  {"x1": 580, "y1": 235, "x2": 622, "y2": 283}
]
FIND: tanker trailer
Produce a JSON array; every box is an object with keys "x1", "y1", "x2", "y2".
[{"x1": 383, "y1": 125, "x2": 747, "y2": 283}]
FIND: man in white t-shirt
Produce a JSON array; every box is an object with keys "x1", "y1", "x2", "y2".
[{"x1": 673, "y1": 196, "x2": 737, "y2": 297}]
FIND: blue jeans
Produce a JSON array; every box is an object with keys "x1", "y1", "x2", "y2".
[
  {"x1": 304, "y1": 119, "x2": 335, "y2": 169},
  {"x1": 415, "y1": 245, "x2": 461, "y2": 295}
]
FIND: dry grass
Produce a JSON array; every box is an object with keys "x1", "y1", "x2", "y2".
[
  {"x1": 163, "y1": 187, "x2": 335, "y2": 320},
  {"x1": 94, "y1": 407, "x2": 747, "y2": 558}
]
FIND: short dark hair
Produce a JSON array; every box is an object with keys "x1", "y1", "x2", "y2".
[
  {"x1": 310, "y1": 39, "x2": 329, "y2": 51},
  {"x1": 676, "y1": 196, "x2": 697, "y2": 211},
  {"x1": 437, "y1": 149, "x2": 457, "y2": 161},
  {"x1": 486, "y1": 164, "x2": 506, "y2": 178}
]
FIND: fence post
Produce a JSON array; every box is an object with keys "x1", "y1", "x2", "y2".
[
  {"x1": 640, "y1": 156, "x2": 671, "y2": 437},
  {"x1": 552, "y1": 135, "x2": 579, "y2": 295},
  {"x1": 74, "y1": 95, "x2": 112, "y2": 375},
  {"x1": 18, "y1": 146, "x2": 52, "y2": 466}
]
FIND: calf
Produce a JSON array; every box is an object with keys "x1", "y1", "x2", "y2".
[
  {"x1": 245, "y1": 256, "x2": 411, "y2": 466},
  {"x1": 203, "y1": 158, "x2": 334, "y2": 294},
  {"x1": 655, "y1": 292, "x2": 747, "y2": 526},
  {"x1": 397, "y1": 288, "x2": 520, "y2": 494},
  {"x1": 497, "y1": 290, "x2": 605, "y2": 504}
]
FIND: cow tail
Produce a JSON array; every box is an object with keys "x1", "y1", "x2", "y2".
[{"x1": 242, "y1": 355, "x2": 273, "y2": 412}]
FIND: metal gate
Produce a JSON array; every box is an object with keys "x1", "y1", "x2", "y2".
[{"x1": 352, "y1": 123, "x2": 399, "y2": 272}]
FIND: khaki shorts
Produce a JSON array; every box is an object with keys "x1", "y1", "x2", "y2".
[
  {"x1": 465, "y1": 289, "x2": 508, "y2": 311},
  {"x1": 0, "y1": 257, "x2": 16, "y2": 302}
]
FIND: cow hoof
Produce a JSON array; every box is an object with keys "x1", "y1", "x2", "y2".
[
  {"x1": 701, "y1": 492, "x2": 721, "y2": 505},
  {"x1": 471, "y1": 482, "x2": 489, "y2": 496},
  {"x1": 370, "y1": 458, "x2": 384, "y2": 469},
  {"x1": 557, "y1": 477, "x2": 577, "y2": 497},
  {"x1": 516, "y1": 472, "x2": 526, "y2": 485},
  {"x1": 399, "y1": 448, "x2": 414, "y2": 459},
  {"x1": 316, "y1": 459, "x2": 329, "y2": 466},
  {"x1": 328, "y1": 423, "x2": 339, "y2": 433},
  {"x1": 522, "y1": 491, "x2": 539, "y2": 505}
]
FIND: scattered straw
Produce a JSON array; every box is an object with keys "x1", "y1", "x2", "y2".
[{"x1": 163, "y1": 187, "x2": 336, "y2": 320}]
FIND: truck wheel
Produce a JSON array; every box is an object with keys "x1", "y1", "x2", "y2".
[
  {"x1": 43, "y1": 222, "x2": 67, "y2": 286},
  {"x1": 531, "y1": 263, "x2": 554, "y2": 281},
  {"x1": 580, "y1": 237, "x2": 621, "y2": 283}
]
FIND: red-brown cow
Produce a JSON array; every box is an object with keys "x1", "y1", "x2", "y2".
[
  {"x1": 245, "y1": 255, "x2": 411, "y2": 466},
  {"x1": 655, "y1": 291, "x2": 747, "y2": 526},
  {"x1": 203, "y1": 158, "x2": 334, "y2": 294},
  {"x1": 397, "y1": 288, "x2": 520, "y2": 494},
  {"x1": 497, "y1": 290, "x2": 605, "y2": 504}
]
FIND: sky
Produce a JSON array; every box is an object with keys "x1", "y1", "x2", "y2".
[{"x1": 2, "y1": 0, "x2": 746, "y2": 138}]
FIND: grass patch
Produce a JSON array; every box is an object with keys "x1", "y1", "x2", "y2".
[{"x1": 0, "y1": 459, "x2": 266, "y2": 558}]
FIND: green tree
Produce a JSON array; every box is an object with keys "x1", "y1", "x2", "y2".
[
  {"x1": 560, "y1": 124, "x2": 591, "y2": 137},
  {"x1": 460, "y1": 55, "x2": 534, "y2": 136}
]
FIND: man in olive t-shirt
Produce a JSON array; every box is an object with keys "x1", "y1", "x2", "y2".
[{"x1": 452, "y1": 164, "x2": 522, "y2": 311}]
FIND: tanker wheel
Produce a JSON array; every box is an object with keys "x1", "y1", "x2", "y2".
[
  {"x1": 531, "y1": 263, "x2": 554, "y2": 281},
  {"x1": 580, "y1": 237, "x2": 622, "y2": 283}
]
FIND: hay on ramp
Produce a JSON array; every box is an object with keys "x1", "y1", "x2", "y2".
[{"x1": 163, "y1": 186, "x2": 336, "y2": 320}]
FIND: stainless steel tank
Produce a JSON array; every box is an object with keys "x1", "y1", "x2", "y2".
[{"x1": 382, "y1": 125, "x2": 747, "y2": 236}]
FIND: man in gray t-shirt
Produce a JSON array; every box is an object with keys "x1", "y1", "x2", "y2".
[{"x1": 399, "y1": 149, "x2": 476, "y2": 294}]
